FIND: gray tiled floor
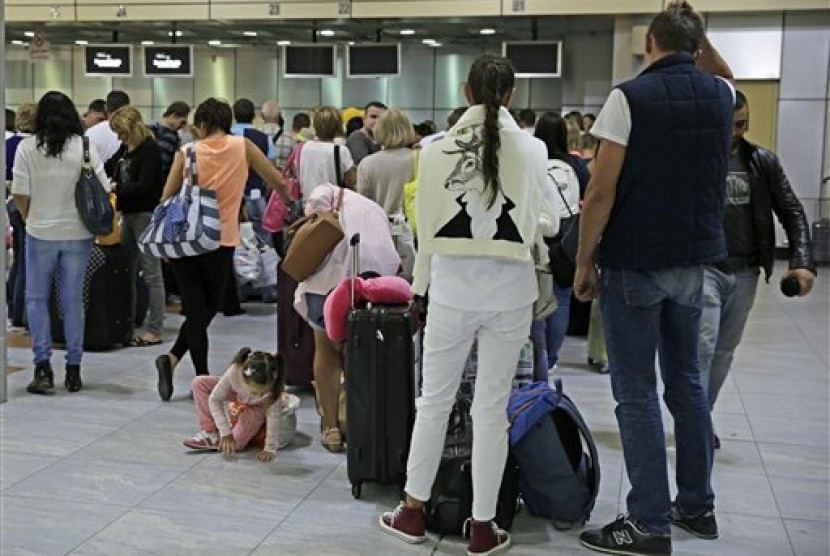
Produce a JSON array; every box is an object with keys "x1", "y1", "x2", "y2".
[{"x1": 2, "y1": 263, "x2": 828, "y2": 555}]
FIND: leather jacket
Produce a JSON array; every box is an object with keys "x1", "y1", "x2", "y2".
[{"x1": 736, "y1": 138, "x2": 816, "y2": 280}]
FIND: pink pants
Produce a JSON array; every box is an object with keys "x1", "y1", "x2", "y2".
[{"x1": 191, "y1": 375, "x2": 267, "y2": 451}]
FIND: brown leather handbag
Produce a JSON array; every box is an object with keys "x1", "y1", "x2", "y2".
[{"x1": 281, "y1": 187, "x2": 345, "y2": 282}]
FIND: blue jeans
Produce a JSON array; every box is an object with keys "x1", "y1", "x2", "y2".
[
  {"x1": 544, "y1": 284, "x2": 572, "y2": 368},
  {"x1": 600, "y1": 266, "x2": 714, "y2": 535},
  {"x1": 530, "y1": 319, "x2": 548, "y2": 382},
  {"x1": 244, "y1": 194, "x2": 273, "y2": 247},
  {"x1": 25, "y1": 235, "x2": 93, "y2": 366},
  {"x1": 699, "y1": 266, "x2": 759, "y2": 409}
]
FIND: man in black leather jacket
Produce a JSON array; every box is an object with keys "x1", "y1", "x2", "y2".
[{"x1": 700, "y1": 90, "x2": 816, "y2": 446}]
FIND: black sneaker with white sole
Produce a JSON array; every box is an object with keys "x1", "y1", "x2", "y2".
[
  {"x1": 670, "y1": 502, "x2": 718, "y2": 539},
  {"x1": 580, "y1": 515, "x2": 671, "y2": 556}
]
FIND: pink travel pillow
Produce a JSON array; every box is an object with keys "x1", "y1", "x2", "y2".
[{"x1": 324, "y1": 275, "x2": 413, "y2": 342}]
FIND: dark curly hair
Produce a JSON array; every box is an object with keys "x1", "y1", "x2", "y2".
[
  {"x1": 466, "y1": 54, "x2": 515, "y2": 209},
  {"x1": 193, "y1": 98, "x2": 233, "y2": 135},
  {"x1": 34, "y1": 91, "x2": 84, "y2": 158}
]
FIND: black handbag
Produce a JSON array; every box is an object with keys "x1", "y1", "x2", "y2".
[
  {"x1": 547, "y1": 182, "x2": 579, "y2": 288},
  {"x1": 75, "y1": 136, "x2": 114, "y2": 236}
]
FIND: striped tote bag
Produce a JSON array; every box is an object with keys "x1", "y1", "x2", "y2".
[{"x1": 139, "y1": 144, "x2": 222, "y2": 258}]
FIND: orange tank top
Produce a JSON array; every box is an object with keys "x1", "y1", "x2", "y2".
[{"x1": 184, "y1": 135, "x2": 246, "y2": 247}]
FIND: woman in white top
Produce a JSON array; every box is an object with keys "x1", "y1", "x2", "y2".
[
  {"x1": 11, "y1": 91, "x2": 110, "y2": 395},
  {"x1": 379, "y1": 54, "x2": 551, "y2": 556},
  {"x1": 356, "y1": 108, "x2": 418, "y2": 279},
  {"x1": 535, "y1": 111, "x2": 583, "y2": 371},
  {"x1": 297, "y1": 106, "x2": 356, "y2": 197}
]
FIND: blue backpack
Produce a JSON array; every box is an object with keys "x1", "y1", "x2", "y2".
[{"x1": 508, "y1": 380, "x2": 600, "y2": 530}]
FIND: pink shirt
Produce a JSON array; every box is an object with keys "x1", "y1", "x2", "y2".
[
  {"x1": 294, "y1": 185, "x2": 400, "y2": 321},
  {"x1": 208, "y1": 364, "x2": 282, "y2": 453}
]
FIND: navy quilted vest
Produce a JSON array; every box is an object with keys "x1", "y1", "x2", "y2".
[{"x1": 599, "y1": 52, "x2": 733, "y2": 270}]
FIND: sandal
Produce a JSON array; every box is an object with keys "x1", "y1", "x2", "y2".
[
  {"x1": 130, "y1": 336, "x2": 162, "y2": 347},
  {"x1": 322, "y1": 427, "x2": 344, "y2": 453}
]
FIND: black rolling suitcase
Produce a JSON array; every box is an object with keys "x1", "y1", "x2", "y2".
[
  {"x1": 276, "y1": 262, "x2": 315, "y2": 387},
  {"x1": 345, "y1": 234, "x2": 418, "y2": 499},
  {"x1": 51, "y1": 244, "x2": 134, "y2": 350}
]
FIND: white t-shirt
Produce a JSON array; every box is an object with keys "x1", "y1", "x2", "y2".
[
  {"x1": 12, "y1": 135, "x2": 110, "y2": 240},
  {"x1": 592, "y1": 77, "x2": 736, "y2": 147},
  {"x1": 85, "y1": 120, "x2": 121, "y2": 163},
  {"x1": 298, "y1": 141, "x2": 354, "y2": 199}
]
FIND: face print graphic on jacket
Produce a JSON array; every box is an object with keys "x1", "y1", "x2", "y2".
[{"x1": 434, "y1": 132, "x2": 523, "y2": 243}]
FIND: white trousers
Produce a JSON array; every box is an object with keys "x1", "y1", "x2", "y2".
[{"x1": 405, "y1": 301, "x2": 532, "y2": 520}]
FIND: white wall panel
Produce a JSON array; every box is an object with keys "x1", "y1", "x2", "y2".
[
  {"x1": 780, "y1": 11, "x2": 830, "y2": 100},
  {"x1": 707, "y1": 13, "x2": 784, "y2": 80},
  {"x1": 235, "y1": 48, "x2": 279, "y2": 107},
  {"x1": 193, "y1": 48, "x2": 235, "y2": 105},
  {"x1": 32, "y1": 47, "x2": 73, "y2": 100}
]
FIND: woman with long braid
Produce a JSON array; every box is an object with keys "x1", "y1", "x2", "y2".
[{"x1": 379, "y1": 54, "x2": 550, "y2": 556}]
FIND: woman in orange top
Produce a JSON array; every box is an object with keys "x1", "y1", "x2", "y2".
[{"x1": 154, "y1": 98, "x2": 295, "y2": 402}]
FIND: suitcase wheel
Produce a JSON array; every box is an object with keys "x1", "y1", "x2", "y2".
[{"x1": 351, "y1": 482, "x2": 362, "y2": 499}]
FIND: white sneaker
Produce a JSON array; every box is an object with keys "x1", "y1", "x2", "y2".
[{"x1": 183, "y1": 430, "x2": 220, "y2": 450}]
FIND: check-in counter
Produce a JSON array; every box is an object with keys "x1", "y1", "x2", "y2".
[
  {"x1": 75, "y1": 0, "x2": 210, "y2": 21},
  {"x1": 210, "y1": 0, "x2": 349, "y2": 19},
  {"x1": 6, "y1": 1, "x2": 76, "y2": 22},
  {"x1": 351, "y1": 0, "x2": 500, "y2": 18}
]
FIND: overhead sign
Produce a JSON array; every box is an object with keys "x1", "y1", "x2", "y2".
[
  {"x1": 84, "y1": 45, "x2": 133, "y2": 76},
  {"x1": 28, "y1": 23, "x2": 50, "y2": 62},
  {"x1": 143, "y1": 45, "x2": 193, "y2": 77}
]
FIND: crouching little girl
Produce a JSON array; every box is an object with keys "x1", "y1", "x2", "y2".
[{"x1": 183, "y1": 347, "x2": 286, "y2": 462}]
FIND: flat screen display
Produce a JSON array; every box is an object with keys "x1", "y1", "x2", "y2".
[
  {"x1": 84, "y1": 44, "x2": 132, "y2": 76},
  {"x1": 502, "y1": 41, "x2": 562, "y2": 78},
  {"x1": 347, "y1": 44, "x2": 400, "y2": 77},
  {"x1": 283, "y1": 45, "x2": 336, "y2": 78},
  {"x1": 143, "y1": 45, "x2": 193, "y2": 77}
]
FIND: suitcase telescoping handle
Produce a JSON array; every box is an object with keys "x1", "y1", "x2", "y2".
[{"x1": 350, "y1": 233, "x2": 360, "y2": 309}]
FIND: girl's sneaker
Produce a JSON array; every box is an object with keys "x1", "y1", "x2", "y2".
[{"x1": 183, "y1": 431, "x2": 220, "y2": 450}]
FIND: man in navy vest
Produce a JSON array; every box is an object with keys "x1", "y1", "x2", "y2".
[
  {"x1": 575, "y1": 3, "x2": 734, "y2": 555},
  {"x1": 232, "y1": 98, "x2": 277, "y2": 247}
]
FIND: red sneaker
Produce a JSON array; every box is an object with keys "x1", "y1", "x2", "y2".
[
  {"x1": 378, "y1": 504, "x2": 427, "y2": 544},
  {"x1": 465, "y1": 519, "x2": 511, "y2": 556},
  {"x1": 183, "y1": 431, "x2": 220, "y2": 450}
]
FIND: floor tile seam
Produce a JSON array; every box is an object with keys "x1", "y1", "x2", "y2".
[
  {"x1": 244, "y1": 461, "x2": 343, "y2": 555},
  {"x1": 62, "y1": 505, "x2": 137, "y2": 556},
  {"x1": 781, "y1": 303, "x2": 829, "y2": 365},
  {"x1": 739, "y1": 404, "x2": 801, "y2": 556}
]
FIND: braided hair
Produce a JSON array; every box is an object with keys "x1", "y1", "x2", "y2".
[{"x1": 465, "y1": 54, "x2": 515, "y2": 209}]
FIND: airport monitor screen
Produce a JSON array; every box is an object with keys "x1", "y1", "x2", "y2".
[
  {"x1": 143, "y1": 45, "x2": 193, "y2": 77},
  {"x1": 503, "y1": 41, "x2": 562, "y2": 78},
  {"x1": 347, "y1": 43, "x2": 400, "y2": 77},
  {"x1": 283, "y1": 45, "x2": 337, "y2": 78},
  {"x1": 84, "y1": 45, "x2": 133, "y2": 76}
]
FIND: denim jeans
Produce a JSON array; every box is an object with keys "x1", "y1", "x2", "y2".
[
  {"x1": 544, "y1": 283, "x2": 572, "y2": 368},
  {"x1": 25, "y1": 234, "x2": 93, "y2": 366},
  {"x1": 121, "y1": 212, "x2": 165, "y2": 336},
  {"x1": 699, "y1": 266, "x2": 759, "y2": 409},
  {"x1": 244, "y1": 194, "x2": 273, "y2": 247},
  {"x1": 600, "y1": 266, "x2": 714, "y2": 535},
  {"x1": 530, "y1": 319, "x2": 548, "y2": 382}
]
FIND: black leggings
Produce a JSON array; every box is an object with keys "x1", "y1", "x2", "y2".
[{"x1": 169, "y1": 247, "x2": 234, "y2": 375}]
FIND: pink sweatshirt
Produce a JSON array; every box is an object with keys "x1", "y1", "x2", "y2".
[
  {"x1": 208, "y1": 364, "x2": 281, "y2": 453},
  {"x1": 294, "y1": 184, "x2": 400, "y2": 321}
]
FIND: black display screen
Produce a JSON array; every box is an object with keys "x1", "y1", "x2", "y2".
[
  {"x1": 144, "y1": 45, "x2": 193, "y2": 77},
  {"x1": 347, "y1": 44, "x2": 400, "y2": 77},
  {"x1": 283, "y1": 45, "x2": 336, "y2": 77},
  {"x1": 84, "y1": 45, "x2": 132, "y2": 76},
  {"x1": 503, "y1": 42, "x2": 562, "y2": 77}
]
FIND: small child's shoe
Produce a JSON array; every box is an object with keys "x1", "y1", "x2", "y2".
[
  {"x1": 183, "y1": 431, "x2": 219, "y2": 450},
  {"x1": 379, "y1": 503, "x2": 426, "y2": 544},
  {"x1": 465, "y1": 518, "x2": 511, "y2": 556}
]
